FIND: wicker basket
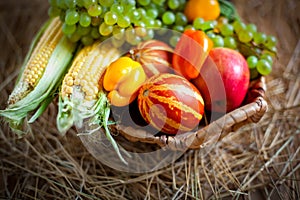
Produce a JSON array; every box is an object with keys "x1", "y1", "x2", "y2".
[{"x1": 109, "y1": 76, "x2": 268, "y2": 151}]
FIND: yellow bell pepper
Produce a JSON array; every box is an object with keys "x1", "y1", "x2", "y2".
[{"x1": 103, "y1": 57, "x2": 146, "y2": 107}]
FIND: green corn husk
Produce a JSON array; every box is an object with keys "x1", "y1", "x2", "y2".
[{"x1": 0, "y1": 17, "x2": 78, "y2": 137}]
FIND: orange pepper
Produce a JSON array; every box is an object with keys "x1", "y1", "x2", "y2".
[
  {"x1": 184, "y1": 0, "x2": 221, "y2": 21},
  {"x1": 172, "y1": 29, "x2": 213, "y2": 80},
  {"x1": 103, "y1": 57, "x2": 146, "y2": 107}
]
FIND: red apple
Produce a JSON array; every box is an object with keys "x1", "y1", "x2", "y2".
[{"x1": 192, "y1": 47, "x2": 250, "y2": 113}]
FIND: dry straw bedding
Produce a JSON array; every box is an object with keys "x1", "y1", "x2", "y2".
[{"x1": 0, "y1": 0, "x2": 299, "y2": 199}]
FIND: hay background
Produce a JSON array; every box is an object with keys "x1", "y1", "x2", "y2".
[{"x1": 0, "y1": 0, "x2": 299, "y2": 199}]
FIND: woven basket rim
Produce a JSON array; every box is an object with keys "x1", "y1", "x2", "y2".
[{"x1": 112, "y1": 76, "x2": 268, "y2": 150}]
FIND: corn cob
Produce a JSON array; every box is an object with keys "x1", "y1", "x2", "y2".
[
  {"x1": 0, "y1": 17, "x2": 78, "y2": 136},
  {"x1": 56, "y1": 41, "x2": 127, "y2": 163},
  {"x1": 57, "y1": 40, "x2": 120, "y2": 132}
]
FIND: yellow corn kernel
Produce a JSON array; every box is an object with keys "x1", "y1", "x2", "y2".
[
  {"x1": 8, "y1": 18, "x2": 63, "y2": 105},
  {"x1": 61, "y1": 41, "x2": 120, "y2": 102}
]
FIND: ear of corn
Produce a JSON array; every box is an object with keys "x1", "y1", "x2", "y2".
[
  {"x1": 57, "y1": 41, "x2": 120, "y2": 133},
  {"x1": 0, "y1": 17, "x2": 78, "y2": 136},
  {"x1": 56, "y1": 41, "x2": 127, "y2": 164}
]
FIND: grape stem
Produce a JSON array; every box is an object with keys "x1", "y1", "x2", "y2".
[{"x1": 232, "y1": 34, "x2": 277, "y2": 58}]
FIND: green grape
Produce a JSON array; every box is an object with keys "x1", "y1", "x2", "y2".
[
  {"x1": 145, "y1": 2, "x2": 157, "y2": 9},
  {"x1": 260, "y1": 54, "x2": 273, "y2": 65},
  {"x1": 91, "y1": 27, "x2": 101, "y2": 39},
  {"x1": 217, "y1": 17, "x2": 229, "y2": 28},
  {"x1": 156, "y1": 27, "x2": 168, "y2": 36},
  {"x1": 127, "y1": 34, "x2": 141, "y2": 45},
  {"x1": 121, "y1": 0, "x2": 136, "y2": 13},
  {"x1": 264, "y1": 35, "x2": 277, "y2": 48},
  {"x1": 168, "y1": 0, "x2": 180, "y2": 10},
  {"x1": 135, "y1": 21, "x2": 146, "y2": 28},
  {"x1": 65, "y1": 10, "x2": 80, "y2": 25},
  {"x1": 206, "y1": 32, "x2": 216, "y2": 39},
  {"x1": 110, "y1": 4, "x2": 123, "y2": 14},
  {"x1": 99, "y1": 0, "x2": 114, "y2": 7},
  {"x1": 156, "y1": 5, "x2": 167, "y2": 16},
  {"x1": 83, "y1": 0, "x2": 97, "y2": 8},
  {"x1": 184, "y1": 25, "x2": 195, "y2": 31},
  {"x1": 224, "y1": 36, "x2": 236, "y2": 49},
  {"x1": 162, "y1": 11, "x2": 176, "y2": 25},
  {"x1": 246, "y1": 23, "x2": 257, "y2": 33},
  {"x1": 233, "y1": 20, "x2": 246, "y2": 33},
  {"x1": 169, "y1": 35, "x2": 180, "y2": 47},
  {"x1": 99, "y1": 22, "x2": 113, "y2": 36},
  {"x1": 135, "y1": 27, "x2": 147, "y2": 37},
  {"x1": 48, "y1": 7, "x2": 61, "y2": 18},
  {"x1": 67, "y1": 32, "x2": 81, "y2": 43},
  {"x1": 125, "y1": 27, "x2": 135, "y2": 40},
  {"x1": 154, "y1": 19, "x2": 162, "y2": 27},
  {"x1": 48, "y1": 0, "x2": 57, "y2": 6},
  {"x1": 220, "y1": 23, "x2": 234, "y2": 36},
  {"x1": 177, "y1": 0, "x2": 186, "y2": 10},
  {"x1": 117, "y1": 15, "x2": 131, "y2": 28},
  {"x1": 79, "y1": 12, "x2": 91, "y2": 27},
  {"x1": 172, "y1": 25, "x2": 184, "y2": 32},
  {"x1": 143, "y1": 16, "x2": 155, "y2": 27},
  {"x1": 143, "y1": 29, "x2": 154, "y2": 40},
  {"x1": 246, "y1": 55, "x2": 258, "y2": 69},
  {"x1": 129, "y1": 10, "x2": 140, "y2": 23},
  {"x1": 175, "y1": 12, "x2": 188, "y2": 26},
  {"x1": 99, "y1": 6, "x2": 108, "y2": 18},
  {"x1": 65, "y1": 0, "x2": 77, "y2": 8},
  {"x1": 268, "y1": 46, "x2": 277, "y2": 53},
  {"x1": 138, "y1": 0, "x2": 151, "y2": 6},
  {"x1": 88, "y1": 4, "x2": 102, "y2": 17},
  {"x1": 122, "y1": 0, "x2": 136, "y2": 7},
  {"x1": 81, "y1": 35, "x2": 94, "y2": 46},
  {"x1": 111, "y1": 37, "x2": 125, "y2": 48},
  {"x1": 211, "y1": 35, "x2": 224, "y2": 47},
  {"x1": 238, "y1": 30, "x2": 253, "y2": 43},
  {"x1": 112, "y1": 26, "x2": 125, "y2": 40},
  {"x1": 253, "y1": 32, "x2": 267, "y2": 44},
  {"x1": 198, "y1": 21, "x2": 214, "y2": 31},
  {"x1": 56, "y1": 0, "x2": 67, "y2": 9},
  {"x1": 104, "y1": 11, "x2": 118, "y2": 25},
  {"x1": 152, "y1": 0, "x2": 166, "y2": 5},
  {"x1": 62, "y1": 23, "x2": 76, "y2": 34},
  {"x1": 146, "y1": 9, "x2": 159, "y2": 19},
  {"x1": 256, "y1": 59, "x2": 272, "y2": 75},
  {"x1": 193, "y1": 17, "x2": 204, "y2": 30},
  {"x1": 211, "y1": 20, "x2": 218, "y2": 27},
  {"x1": 77, "y1": 25, "x2": 91, "y2": 36},
  {"x1": 137, "y1": 8, "x2": 146, "y2": 18}
]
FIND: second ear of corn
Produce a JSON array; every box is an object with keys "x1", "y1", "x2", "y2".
[
  {"x1": 0, "y1": 17, "x2": 78, "y2": 136},
  {"x1": 57, "y1": 41, "x2": 120, "y2": 134},
  {"x1": 56, "y1": 41, "x2": 127, "y2": 164}
]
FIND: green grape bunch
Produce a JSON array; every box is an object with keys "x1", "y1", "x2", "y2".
[
  {"x1": 48, "y1": 0, "x2": 277, "y2": 78},
  {"x1": 48, "y1": 0, "x2": 189, "y2": 46}
]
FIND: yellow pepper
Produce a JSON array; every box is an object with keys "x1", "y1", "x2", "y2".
[
  {"x1": 184, "y1": 0, "x2": 221, "y2": 21},
  {"x1": 103, "y1": 57, "x2": 146, "y2": 107}
]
